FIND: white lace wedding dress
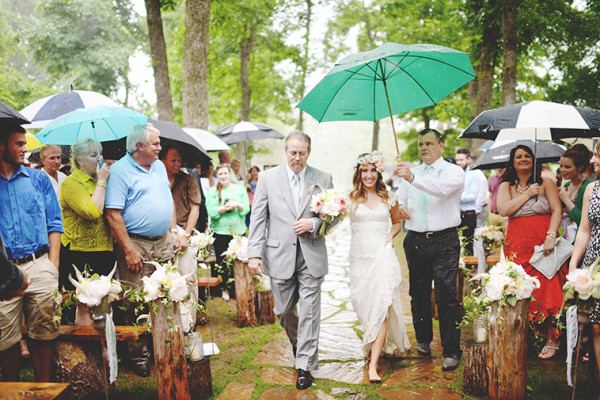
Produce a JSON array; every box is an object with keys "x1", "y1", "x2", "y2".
[{"x1": 349, "y1": 195, "x2": 411, "y2": 357}]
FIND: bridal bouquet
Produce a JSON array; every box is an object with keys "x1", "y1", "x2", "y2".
[
  {"x1": 69, "y1": 264, "x2": 122, "y2": 317},
  {"x1": 474, "y1": 225, "x2": 504, "y2": 250},
  {"x1": 189, "y1": 228, "x2": 215, "y2": 259},
  {"x1": 310, "y1": 188, "x2": 349, "y2": 235}
]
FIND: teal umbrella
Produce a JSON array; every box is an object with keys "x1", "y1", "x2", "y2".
[
  {"x1": 37, "y1": 105, "x2": 148, "y2": 145},
  {"x1": 297, "y1": 42, "x2": 476, "y2": 154}
]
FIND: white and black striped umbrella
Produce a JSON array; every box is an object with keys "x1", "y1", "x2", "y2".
[
  {"x1": 460, "y1": 100, "x2": 600, "y2": 140},
  {"x1": 20, "y1": 89, "x2": 119, "y2": 129},
  {"x1": 216, "y1": 121, "x2": 284, "y2": 144}
]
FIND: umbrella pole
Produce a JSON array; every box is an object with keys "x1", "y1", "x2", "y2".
[{"x1": 381, "y1": 78, "x2": 401, "y2": 157}]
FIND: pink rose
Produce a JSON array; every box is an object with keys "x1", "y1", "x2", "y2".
[{"x1": 575, "y1": 273, "x2": 594, "y2": 300}]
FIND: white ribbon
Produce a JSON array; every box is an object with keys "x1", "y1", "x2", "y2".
[
  {"x1": 105, "y1": 312, "x2": 118, "y2": 383},
  {"x1": 566, "y1": 305, "x2": 578, "y2": 387}
]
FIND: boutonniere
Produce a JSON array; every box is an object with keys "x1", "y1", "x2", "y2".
[{"x1": 308, "y1": 184, "x2": 320, "y2": 194}]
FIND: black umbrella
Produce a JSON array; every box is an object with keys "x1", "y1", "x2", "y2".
[
  {"x1": 215, "y1": 121, "x2": 284, "y2": 144},
  {"x1": 0, "y1": 100, "x2": 30, "y2": 126},
  {"x1": 460, "y1": 100, "x2": 600, "y2": 141},
  {"x1": 472, "y1": 141, "x2": 566, "y2": 170},
  {"x1": 101, "y1": 119, "x2": 210, "y2": 168}
]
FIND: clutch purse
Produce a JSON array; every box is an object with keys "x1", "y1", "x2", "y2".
[{"x1": 529, "y1": 236, "x2": 573, "y2": 279}]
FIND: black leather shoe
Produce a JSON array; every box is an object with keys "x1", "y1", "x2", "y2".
[
  {"x1": 133, "y1": 361, "x2": 151, "y2": 377},
  {"x1": 417, "y1": 343, "x2": 431, "y2": 356},
  {"x1": 296, "y1": 368, "x2": 312, "y2": 390},
  {"x1": 442, "y1": 355, "x2": 459, "y2": 371}
]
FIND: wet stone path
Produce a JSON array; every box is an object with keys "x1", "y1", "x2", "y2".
[{"x1": 217, "y1": 220, "x2": 462, "y2": 399}]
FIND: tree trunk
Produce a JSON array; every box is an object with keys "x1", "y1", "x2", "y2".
[
  {"x1": 53, "y1": 340, "x2": 111, "y2": 399},
  {"x1": 487, "y1": 299, "x2": 529, "y2": 400},
  {"x1": 371, "y1": 120, "x2": 379, "y2": 151},
  {"x1": 151, "y1": 301, "x2": 191, "y2": 400},
  {"x1": 463, "y1": 339, "x2": 489, "y2": 397},
  {"x1": 297, "y1": 0, "x2": 312, "y2": 132},
  {"x1": 240, "y1": 26, "x2": 254, "y2": 122},
  {"x1": 144, "y1": 0, "x2": 174, "y2": 122},
  {"x1": 421, "y1": 109, "x2": 430, "y2": 129},
  {"x1": 233, "y1": 260, "x2": 258, "y2": 327},
  {"x1": 501, "y1": 0, "x2": 518, "y2": 106},
  {"x1": 257, "y1": 289, "x2": 276, "y2": 325},
  {"x1": 183, "y1": 0, "x2": 211, "y2": 129},
  {"x1": 188, "y1": 357, "x2": 213, "y2": 400}
]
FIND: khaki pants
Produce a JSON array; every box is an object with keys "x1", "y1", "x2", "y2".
[
  {"x1": 115, "y1": 233, "x2": 173, "y2": 364},
  {"x1": 0, "y1": 254, "x2": 61, "y2": 351}
]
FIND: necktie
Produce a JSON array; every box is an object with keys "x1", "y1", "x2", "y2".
[
  {"x1": 417, "y1": 165, "x2": 431, "y2": 231},
  {"x1": 291, "y1": 173, "x2": 301, "y2": 213}
]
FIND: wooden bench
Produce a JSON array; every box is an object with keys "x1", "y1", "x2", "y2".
[
  {"x1": 53, "y1": 325, "x2": 148, "y2": 399},
  {"x1": 0, "y1": 382, "x2": 70, "y2": 400},
  {"x1": 198, "y1": 276, "x2": 222, "y2": 287}
]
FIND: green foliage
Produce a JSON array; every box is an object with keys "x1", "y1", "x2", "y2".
[{"x1": 23, "y1": 0, "x2": 143, "y2": 96}]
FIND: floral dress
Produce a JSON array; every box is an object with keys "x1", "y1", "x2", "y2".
[{"x1": 582, "y1": 181, "x2": 600, "y2": 323}]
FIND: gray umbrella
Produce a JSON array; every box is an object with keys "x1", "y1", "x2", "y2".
[
  {"x1": 472, "y1": 140, "x2": 566, "y2": 170},
  {"x1": 215, "y1": 121, "x2": 284, "y2": 144},
  {"x1": 0, "y1": 100, "x2": 30, "y2": 126},
  {"x1": 101, "y1": 119, "x2": 210, "y2": 168}
]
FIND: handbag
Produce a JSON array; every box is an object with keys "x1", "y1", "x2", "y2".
[{"x1": 529, "y1": 236, "x2": 573, "y2": 279}]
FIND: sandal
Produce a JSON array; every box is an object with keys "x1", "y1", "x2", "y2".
[{"x1": 538, "y1": 345, "x2": 559, "y2": 359}]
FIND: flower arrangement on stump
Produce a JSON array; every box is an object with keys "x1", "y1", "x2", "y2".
[
  {"x1": 189, "y1": 228, "x2": 215, "y2": 260},
  {"x1": 310, "y1": 187, "x2": 349, "y2": 235},
  {"x1": 474, "y1": 224, "x2": 504, "y2": 254}
]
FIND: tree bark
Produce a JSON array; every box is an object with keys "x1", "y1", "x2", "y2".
[
  {"x1": 183, "y1": 0, "x2": 211, "y2": 129},
  {"x1": 240, "y1": 26, "x2": 254, "y2": 122},
  {"x1": 371, "y1": 120, "x2": 379, "y2": 151},
  {"x1": 151, "y1": 301, "x2": 191, "y2": 400},
  {"x1": 297, "y1": 0, "x2": 312, "y2": 131},
  {"x1": 463, "y1": 339, "x2": 489, "y2": 397},
  {"x1": 257, "y1": 289, "x2": 276, "y2": 325},
  {"x1": 487, "y1": 299, "x2": 529, "y2": 400},
  {"x1": 233, "y1": 260, "x2": 258, "y2": 327},
  {"x1": 145, "y1": 0, "x2": 174, "y2": 122},
  {"x1": 188, "y1": 357, "x2": 213, "y2": 400},
  {"x1": 501, "y1": 0, "x2": 518, "y2": 106}
]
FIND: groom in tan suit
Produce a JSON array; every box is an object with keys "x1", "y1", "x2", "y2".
[{"x1": 248, "y1": 131, "x2": 333, "y2": 390}]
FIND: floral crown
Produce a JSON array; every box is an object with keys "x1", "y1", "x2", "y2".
[{"x1": 354, "y1": 151, "x2": 386, "y2": 173}]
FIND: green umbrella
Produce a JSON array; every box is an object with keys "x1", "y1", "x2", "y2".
[{"x1": 297, "y1": 42, "x2": 476, "y2": 154}]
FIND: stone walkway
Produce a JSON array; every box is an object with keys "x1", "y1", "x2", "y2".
[{"x1": 217, "y1": 220, "x2": 462, "y2": 399}]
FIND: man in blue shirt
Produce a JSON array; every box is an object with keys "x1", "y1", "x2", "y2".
[
  {"x1": 105, "y1": 123, "x2": 183, "y2": 377},
  {"x1": 0, "y1": 123, "x2": 63, "y2": 382},
  {"x1": 456, "y1": 148, "x2": 481, "y2": 255}
]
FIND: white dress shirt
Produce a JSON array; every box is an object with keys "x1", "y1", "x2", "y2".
[
  {"x1": 43, "y1": 169, "x2": 67, "y2": 201},
  {"x1": 286, "y1": 163, "x2": 307, "y2": 198},
  {"x1": 473, "y1": 169, "x2": 488, "y2": 213},
  {"x1": 395, "y1": 157, "x2": 464, "y2": 232}
]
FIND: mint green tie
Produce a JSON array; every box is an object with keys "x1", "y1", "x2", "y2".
[
  {"x1": 291, "y1": 174, "x2": 301, "y2": 213},
  {"x1": 417, "y1": 166, "x2": 431, "y2": 231}
]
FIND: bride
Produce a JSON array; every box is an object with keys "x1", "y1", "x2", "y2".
[{"x1": 349, "y1": 152, "x2": 410, "y2": 383}]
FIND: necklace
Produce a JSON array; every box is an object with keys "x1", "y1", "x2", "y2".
[{"x1": 516, "y1": 182, "x2": 530, "y2": 193}]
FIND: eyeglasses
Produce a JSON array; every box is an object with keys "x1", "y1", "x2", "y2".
[{"x1": 217, "y1": 163, "x2": 230, "y2": 168}]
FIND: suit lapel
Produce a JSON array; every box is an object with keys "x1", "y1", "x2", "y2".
[
  {"x1": 298, "y1": 166, "x2": 317, "y2": 214},
  {"x1": 276, "y1": 165, "x2": 297, "y2": 215}
]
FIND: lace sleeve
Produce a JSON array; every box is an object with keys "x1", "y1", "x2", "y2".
[{"x1": 386, "y1": 190, "x2": 398, "y2": 209}]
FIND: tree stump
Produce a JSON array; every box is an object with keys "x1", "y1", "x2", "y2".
[
  {"x1": 150, "y1": 301, "x2": 191, "y2": 400},
  {"x1": 188, "y1": 356, "x2": 212, "y2": 400},
  {"x1": 463, "y1": 339, "x2": 489, "y2": 397},
  {"x1": 52, "y1": 340, "x2": 110, "y2": 399},
  {"x1": 487, "y1": 299, "x2": 529, "y2": 400},
  {"x1": 233, "y1": 260, "x2": 258, "y2": 327},
  {"x1": 257, "y1": 289, "x2": 276, "y2": 325}
]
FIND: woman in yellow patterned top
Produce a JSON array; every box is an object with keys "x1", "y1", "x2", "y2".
[{"x1": 59, "y1": 137, "x2": 114, "y2": 325}]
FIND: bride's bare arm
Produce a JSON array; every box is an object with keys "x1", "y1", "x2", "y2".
[{"x1": 386, "y1": 203, "x2": 403, "y2": 245}]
